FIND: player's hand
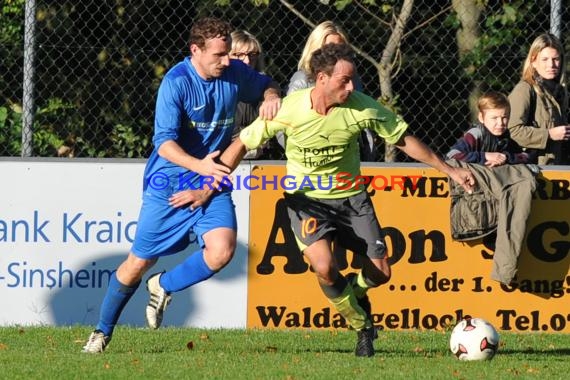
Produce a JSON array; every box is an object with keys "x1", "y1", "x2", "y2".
[
  {"x1": 449, "y1": 167, "x2": 475, "y2": 194},
  {"x1": 169, "y1": 189, "x2": 215, "y2": 210},
  {"x1": 484, "y1": 152, "x2": 507, "y2": 167},
  {"x1": 194, "y1": 150, "x2": 231, "y2": 188},
  {"x1": 258, "y1": 95, "x2": 281, "y2": 120}
]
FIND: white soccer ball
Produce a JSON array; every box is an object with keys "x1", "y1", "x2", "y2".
[{"x1": 449, "y1": 317, "x2": 500, "y2": 361}]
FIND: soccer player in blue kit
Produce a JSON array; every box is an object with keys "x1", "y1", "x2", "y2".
[{"x1": 82, "y1": 17, "x2": 281, "y2": 353}]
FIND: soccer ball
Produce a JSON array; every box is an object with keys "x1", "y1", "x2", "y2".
[{"x1": 449, "y1": 317, "x2": 499, "y2": 361}]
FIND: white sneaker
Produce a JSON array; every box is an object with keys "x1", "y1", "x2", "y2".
[
  {"x1": 145, "y1": 272, "x2": 172, "y2": 329},
  {"x1": 82, "y1": 330, "x2": 110, "y2": 353}
]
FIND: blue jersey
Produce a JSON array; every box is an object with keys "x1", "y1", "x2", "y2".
[{"x1": 143, "y1": 57, "x2": 272, "y2": 193}]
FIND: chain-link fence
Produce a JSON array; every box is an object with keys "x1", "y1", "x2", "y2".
[{"x1": 1, "y1": 0, "x2": 567, "y2": 159}]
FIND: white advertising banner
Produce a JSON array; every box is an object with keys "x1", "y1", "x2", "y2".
[{"x1": 0, "y1": 159, "x2": 250, "y2": 328}]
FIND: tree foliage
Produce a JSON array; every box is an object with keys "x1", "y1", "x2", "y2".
[{"x1": 0, "y1": 0, "x2": 555, "y2": 159}]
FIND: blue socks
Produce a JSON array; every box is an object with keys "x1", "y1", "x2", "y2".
[
  {"x1": 160, "y1": 250, "x2": 216, "y2": 292},
  {"x1": 96, "y1": 272, "x2": 139, "y2": 336},
  {"x1": 95, "y1": 250, "x2": 215, "y2": 336}
]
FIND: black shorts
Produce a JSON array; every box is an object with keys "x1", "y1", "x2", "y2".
[{"x1": 284, "y1": 191, "x2": 386, "y2": 259}]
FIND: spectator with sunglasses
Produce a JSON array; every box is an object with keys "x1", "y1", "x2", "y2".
[{"x1": 230, "y1": 30, "x2": 283, "y2": 159}]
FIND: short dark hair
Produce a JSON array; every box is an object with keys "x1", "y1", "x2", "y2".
[
  {"x1": 308, "y1": 43, "x2": 355, "y2": 82},
  {"x1": 189, "y1": 17, "x2": 233, "y2": 50}
]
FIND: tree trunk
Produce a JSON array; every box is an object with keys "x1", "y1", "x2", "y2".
[
  {"x1": 452, "y1": 0, "x2": 484, "y2": 121},
  {"x1": 379, "y1": 0, "x2": 414, "y2": 162}
]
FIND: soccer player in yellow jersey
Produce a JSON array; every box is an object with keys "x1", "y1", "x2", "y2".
[{"x1": 172, "y1": 43, "x2": 475, "y2": 357}]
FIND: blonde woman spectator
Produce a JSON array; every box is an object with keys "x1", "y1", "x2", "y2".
[
  {"x1": 287, "y1": 21, "x2": 355, "y2": 94},
  {"x1": 286, "y1": 21, "x2": 376, "y2": 161},
  {"x1": 508, "y1": 33, "x2": 570, "y2": 165}
]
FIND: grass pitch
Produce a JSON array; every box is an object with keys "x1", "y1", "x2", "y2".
[{"x1": 0, "y1": 326, "x2": 569, "y2": 379}]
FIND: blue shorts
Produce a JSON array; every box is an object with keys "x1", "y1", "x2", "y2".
[{"x1": 131, "y1": 190, "x2": 237, "y2": 259}]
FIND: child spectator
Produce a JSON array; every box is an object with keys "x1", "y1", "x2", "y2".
[
  {"x1": 446, "y1": 91, "x2": 538, "y2": 286},
  {"x1": 447, "y1": 92, "x2": 530, "y2": 165}
]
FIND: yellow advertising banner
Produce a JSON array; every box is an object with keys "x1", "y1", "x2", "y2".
[{"x1": 246, "y1": 164, "x2": 570, "y2": 333}]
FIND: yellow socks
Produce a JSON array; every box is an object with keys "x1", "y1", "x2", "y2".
[
  {"x1": 329, "y1": 282, "x2": 369, "y2": 330},
  {"x1": 350, "y1": 272, "x2": 371, "y2": 299}
]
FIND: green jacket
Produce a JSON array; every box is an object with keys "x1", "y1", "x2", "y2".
[{"x1": 448, "y1": 160, "x2": 538, "y2": 285}]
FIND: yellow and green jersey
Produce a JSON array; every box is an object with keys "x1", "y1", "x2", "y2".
[{"x1": 239, "y1": 88, "x2": 408, "y2": 198}]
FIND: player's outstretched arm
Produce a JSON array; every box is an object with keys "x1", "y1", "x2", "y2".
[
  {"x1": 168, "y1": 137, "x2": 248, "y2": 210},
  {"x1": 158, "y1": 140, "x2": 231, "y2": 183},
  {"x1": 394, "y1": 134, "x2": 476, "y2": 194},
  {"x1": 219, "y1": 137, "x2": 248, "y2": 170}
]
